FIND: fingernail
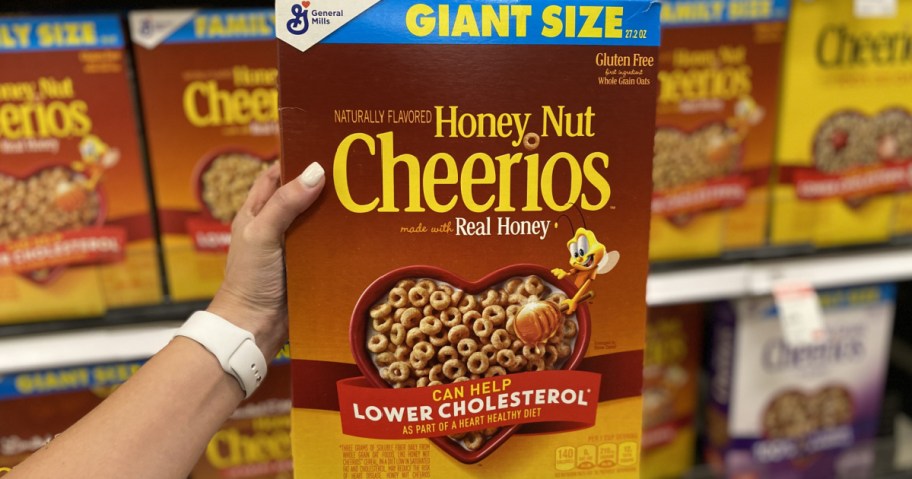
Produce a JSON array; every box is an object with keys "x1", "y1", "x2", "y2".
[{"x1": 298, "y1": 162, "x2": 324, "y2": 187}]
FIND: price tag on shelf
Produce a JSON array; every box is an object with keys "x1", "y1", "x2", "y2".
[
  {"x1": 854, "y1": 0, "x2": 897, "y2": 18},
  {"x1": 772, "y1": 280, "x2": 827, "y2": 347}
]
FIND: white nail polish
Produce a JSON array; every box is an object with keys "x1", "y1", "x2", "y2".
[{"x1": 299, "y1": 162, "x2": 324, "y2": 187}]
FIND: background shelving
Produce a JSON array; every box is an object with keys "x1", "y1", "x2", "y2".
[
  {"x1": 3, "y1": 1, "x2": 912, "y2": 478},
  {"x1": 4, "y1": 244, "x2": 912, "y2": 373}
]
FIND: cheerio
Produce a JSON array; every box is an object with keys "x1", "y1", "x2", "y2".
[
  {"x1": 128, "y1": 9, "x2": 278, "y2": 301},
  {"x1": 0, "y1": 14, "x2": 161, "y2": 323},
  {"x1": 773, "y1": 0, "x2": 912, "y2": 247},
  {"x1": 278, "y1": 0, "x2": 660, "y2": 477},
  {"x1": 650, "y1": 0, "x2": 789, "y2": 260}
]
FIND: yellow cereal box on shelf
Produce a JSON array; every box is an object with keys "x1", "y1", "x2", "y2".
[
  {"x1": 641, "y1": 304, "x2": 703, "y2": 479},
  {"x1": 773, "y1": 0, "x2": 912, "y2": 247},
  {"x1": 0, "y1": 15, "x2": 161, "y2": 323},
  {"x1": 650, "y1": 0, "x2": 789, "y2": 261},
  {"x1": 129, "y1": 9, "x2": 278, "y2": 301},
  {"x1": 278, "y1": 0, "x2": 660, "y2": 477}
]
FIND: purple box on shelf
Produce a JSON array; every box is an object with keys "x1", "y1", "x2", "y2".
[{"x1": 707, "y1": 284, "x2": 895, "y2": 478}]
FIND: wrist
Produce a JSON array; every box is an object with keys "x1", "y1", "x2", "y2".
[
  {"x1": 207, "y1": 288, "x2": 286, "y2": 359},
  {"x1": 174, "y1": 311, "x2": 268, "y2": 399}
]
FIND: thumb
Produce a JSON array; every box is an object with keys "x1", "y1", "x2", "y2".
[{"x1": 251, "y1": 162, "x2": 325, "y2": 242}]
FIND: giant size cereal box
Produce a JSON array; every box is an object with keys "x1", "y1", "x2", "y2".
[
  {"x1": 707, "y1": 284, "x2": 895, "y2": 478},
  {"x1": 0, "y1": 360, "x2": 142, "y2": 472},
  {"x1": 650, "y1": 0, "x2": 788, "y2": 261},
  {"x1": 773, "y1": 0, "x2": 912, "y2": 247},
  {"x1": 0, "y1": 15, "x2": 161, "y2": 322},
  {"x1": 641, "y1": 304, "x2": 703, "y2": 479},
  {"x1": 129, "y1": 9, "x2": 278, "y2": 301},
  {"x1": 278, "y1": 1, "x2": 660, "y2": 477}
]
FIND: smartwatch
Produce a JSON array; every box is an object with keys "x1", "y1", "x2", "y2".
[{"x1": 175, "y1": 311, "x2": 267, "y2": 399}]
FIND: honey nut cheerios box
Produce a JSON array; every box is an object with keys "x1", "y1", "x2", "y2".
[
  {"x1": 128, "y1": 9, "x2": 279, "y2": 301},
  {"x1": 0, "y1": 15, "x2": 161, "y2": 323},
  {"x1": 277, "y1": 0, "x2": 659, "y2": 477},
  {"x1": 707, "y1": 284, "x2": 895, "y2": 478},
  {"x1": 773, "y1": 0, "x2": 912, "y2": 247},
  {"x1": 0, "y1": 360, "x2": 143, "y2": 472},
  {"x1": 650, "y1": 0, "x2": 789, "y2": 261},
  {"x1": 640, "y1": 304, "x2": 703, "y2": 479},
  {"x1": 192, "y1": 350, "x2": 293, "y2": 479}
]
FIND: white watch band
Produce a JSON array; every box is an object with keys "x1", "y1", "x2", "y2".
[{"x1": 175, "y1": 311, "x2": 267, "y2": 399}]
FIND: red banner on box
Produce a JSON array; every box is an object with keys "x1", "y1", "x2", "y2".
[
  {"x1": 336, "y1": 371, "x2": 601, "y2": 440},
  {"x1": 642, "y1": 416, "x2": 694, "y2": 451},
  {"x1": 0, "y1": 227, "x2": 126, "y2": 273},
  {"x1": 652, "y1": 176, "x2": 751, "y2": 217},
  {"x1": 794, "y1": 161, "x2": 912, "y2": 200},
  {"x1": 186, "y1": 217, "x2": 231, "y2": 252}
]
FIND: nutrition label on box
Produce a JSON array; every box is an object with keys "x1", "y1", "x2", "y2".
[
  {"x1": 555, "y1": 442, "x2": 639, "y2": 472},
  {"x1": 340, "y1": 443, "x2": 430, "y2": 479}
]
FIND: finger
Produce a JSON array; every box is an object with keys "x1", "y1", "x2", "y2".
[
  {"x1": 252, "y1": 162, "x2": 325, "y2": 242},
  {"x1": 234, "y1": 162, "x2": 281, "y2": 231}
]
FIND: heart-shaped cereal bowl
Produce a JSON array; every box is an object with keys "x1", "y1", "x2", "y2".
[
  {"x1": 349, "y1": 264, "x2": 591, "y2": 463},
  {"x1": 0, "y1": 165, "x2": 107, "y2": 284},
  {"x1": 192, "y1": 148, "x2": 277, "y2": 224},
  {"x1": 761, "y1": 385, "x2": 854, "y2": 440},
  {"x1": 653, "y1": 121, "x2": 744, "y2": 193},
  {"x1": 812, "y1": 108, "x2": 912, "y2": 174}
]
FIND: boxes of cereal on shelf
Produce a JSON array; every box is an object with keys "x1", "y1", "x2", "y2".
[
  {"x1": 773, "y1": 0, "x2": 912, "y2": 247},
  {"x1": 277, "y1": 0, "x2": 660, "y2": 476},
  {"x1": 128, "y1": 9, "x2": 278, "y2": 301},
  {"x1": 0, "y1": 360, "x2": 142, "y2": 471},
  {"x1": 641, "y1": 304, "x2": 703, "y2": 479},
  {"x1": 192, "y1": 352, "x2": 292, "y2": 479},
  {"x1": 0, "y1": 14, "x2": 162, "y2": 323},
  {"x1": 650, "y1": 0, "x2": 789, "y2": 261},
  {"x1": 707, "y1": 284, "x2": 895, "y2": 478}
]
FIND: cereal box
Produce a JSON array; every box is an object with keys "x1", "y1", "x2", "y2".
[
  {"x1": 129, "y1": 9, "x2": 278, "y2": 301},
  {"x1": 0, "y1": 15, "x2": 161, "y2": 322},
  {"x1": 0, "y1": 360, "x2": 143, "y2": 472},
  {"x1": 773, "y1": 0, "x2": 912, "y2": 247},
  {"x1": 192, "y1": 352, "x2": 292, "y2": 479},
  {"x1": 277, "y1": 0, "x2": 660, "y2": 477},
  {"x1": 650, "y1": 0, "x2": 788, "y2": 261},
  {"x1": 641, "y1": 304, "x2": 703, "y2": 479},
  {"x1": 707, "y1": 284, "x2": 895, "y2": 478}
]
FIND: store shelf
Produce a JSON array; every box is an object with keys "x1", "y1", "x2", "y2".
[
  {"x1": 0, "y1": 247, "x2": 907, "y2": 380},
  {"x1": 0, "y1": 300, "x2": 205, "y2": 374},
  {"x1": 0, "y1": 245, "x2": 912, "y2": 374},
  {"x1": 647, "y1": 262, "x2": 751, "y2": 306},
  {"x1": 1, "y1": 245, "x2": 911, "y2": 374},
  {"x1": 0, "y1": 300, "x2": 207, "y2": 338},
  {"x1": 0, "y1": 321, "x2": 178, "y2": 375},
  {"x1": 647, "y1": 244, "x2": 912, "y2": 306}
]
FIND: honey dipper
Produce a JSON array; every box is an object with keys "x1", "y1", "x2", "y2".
[{"x1": 514, "y1": 291, "x2": 594, "y2": 348}]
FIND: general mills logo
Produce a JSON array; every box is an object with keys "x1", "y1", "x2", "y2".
[
  {"x1": 138, "y1": 17, "x2": 154, "y2": 37},
  {"x1": 287, "y1": 1, "x2": 311, "y2": 35},
  {"x1": 136, "y1": 15, "x2": 171, "y2": 39}
]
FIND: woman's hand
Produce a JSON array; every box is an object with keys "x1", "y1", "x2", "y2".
[
  {"x1": 207, "y1": 161, "x2": 325, "y2": 359},
  {"x1": 6, "y1": 162, "x2": 326, "y2": 479}
]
